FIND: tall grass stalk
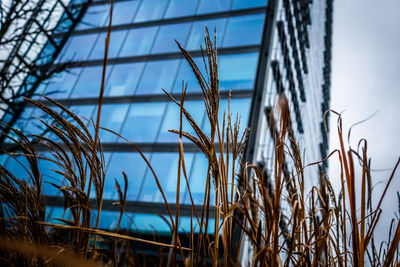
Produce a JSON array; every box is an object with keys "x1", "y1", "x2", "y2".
[{"x1": 0, "y1": 28, "x2": 399, "y2": 266}]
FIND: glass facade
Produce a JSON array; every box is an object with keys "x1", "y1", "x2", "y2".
[
  {"x1": 2, "y1": 0, "x2": 333, "y2": 238},
  {"x1": 249, "y1": 0, "x2": 332, "y2": 189}
]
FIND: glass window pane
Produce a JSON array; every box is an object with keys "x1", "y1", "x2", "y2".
[
  {"x1": 179, "y1": 216, "x2": 216, "y2": 234},
  {"x1": 231, "y1": 0, "x2": 268, "y2": 9},
  {"x1": 98, "y1": 104, "x2": 129, "y2": 143},
  {"x1": 202, "y1": 98, "x2": 251, "y2": 140},
  {"x1": 134, "y1": 0, "x2": 169, "y2": 22},
  {"x1": 105, "y1": 63, "x2": 145, "y2": 96},
  {"x1": 112, "y1": 1, "x2": 140, "y2": 25},
  {"x1": 186, "y1": 18, "x2": 226, "y2": 51},
  {"x1": 38, "y1": 152, "x2": 63, "y2": 196},
  {"x1": 223, "y1": 14, "x2": 265, "y2": 47},
  {"x1": 197, "y1": 0, "x2": 231, "y2": 14},
  {"x1": 139, "y1": 153, "x2": 194, "y2": 203},
  {"x1": 0, "y1": 154, "x2": 8, "y2": 166},
  {"x1": 69, "y1": 105, "x2": 95, "y2": 127},
  {"x1": 45, "y1": 207, "x2": 72, "y2": 224},
  {"x1": 76, "y1": 4, "x2": 109, "y2": 30},
  {"x1": 172, "y1": 58, "x2": 206, "y2": 93},
  {"x1": 136, "y1": 60, "x2": 180, "y2": 95},
  {"x1": 119, "y1": 27, "x2": 158, "y2": 57},
  {"x1": 120, "y1": 102, "x2": 167, "y2": 143},
  {"x1": 219, "y1": 53, "x2": 259, "y2": 89},
  {"x1": 96, "y1": 210, "x2": 119, "y2": 230},
  {"x1": 42, "y1": 69, "x2": 81, "y2": 99},
  {"x1": 3, "y1": 108, "x2": 33, "y2": 143},
  {"x1": 105, "y1": 152, "x2": 149, "y2": 200},
  {"x1": 151, "y1": 23, "x2": 191, "y2": 54},
  {"x1": 24, "y1": 107, "x2": 52, "y2": 137},
  {"x1": 5, "y1": 155, "x2": 31, "y2": 182},
  {"x1": 186, "y1": 153, "x2": 214, "y2": 204},
  {"x1": 57, "y1": 34, "x2": 98, "y2": 62},
  {"x1": 22, "y1": 106, "x2": 64, "y2": 142},
  {"x1": 88, "y1": 30, "x2": 127, "y2": 60},
  {"x1": 158, "y1": 101, "x2": 205, "y2": 143},
  {"x1": 70, "y1": 66, "x2": 109, "y2": 98},
  {"x1": 132, "y1": 213, "x2": 172, "y2": 233},
  {"x1": 164, "y1": 0, "x2": 199, "y2": 18},
  {"x1": 227, "y1": 98, "x2": 251, "y2": 134}
]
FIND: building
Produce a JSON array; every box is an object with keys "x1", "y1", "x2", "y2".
[{"x1": 1, "y1": 0, "x2": 332, "y2": 253}]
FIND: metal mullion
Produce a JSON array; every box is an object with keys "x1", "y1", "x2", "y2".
[
  {"x1": 72, "y1": 0, "x2": 134, "y2": 8},
  {"x1": 45, "y1": 196, "x2": 216, "y2": 217},
  {"x1": 55, "y1": 7, "x2": 268, "y2": 37},
  {"x1": 29, "y1": 89, "x2": 253, "y2": 107},
  {"x1": 50, "y1": 45, "x2": 260, "y2": 68},
  {"x1": 3, "y1": 142, "x2": 203, "y2": 153}
]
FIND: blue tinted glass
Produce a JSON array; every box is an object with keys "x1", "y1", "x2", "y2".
[
  {"x1": 27, "y1": 106, "x2": 66, "y2": 142},
  {"x1": 38, "y1": 152, "x2": 63, "y2": 196},
  {"x1": 172, "y1": 58, "x2": 205, "y2": 93},
  {"x1": 34, "y1": 83, "x2": 47, "y2": 98},
  {"x1": 45, "y1": 207, "x2": 72, "y2": 224},
  {"x1": 43, "y1": 69, "x2": 81, "y2": 99},
  {"x1": 197, "y1": 0, "x2": 232, "y2": 14},
  {"x1": 228, "y1": 98, "x2": 251, "y2": 134},
  {"x1": 105, "y1": 63, "x2": 145, "y2": 96},
  {"x1": 112, "y1": 1, "x2": 140, "y2": 25},
  {"x1": 139, "y1": 153, "x2": 194, "y2": 203},
  {"x1": 186, "y1": 18, "x2": 226, "y2": 50},
  {"x1": 5, "y1": 155, "x2": 30, "y2": 182},
  {"x1": 105, "y1": 152, "x2": 148, "y2": 200},
  {"x1": 24, "y1": 108, "x2": 51, "y2": 137},
  {"x1": 70, "y1": 66, "x2": 106, "y2": 98},
  {"x1": 157, "y1": 101, "x2": 205, "y2": 143},
  {"x1": 88, "y1": 30, "x2": 127, "y2": 60},
  {"x1": 203, "y1": 98, "x2": 251, "y2": 137},
  {"x1": 185, "y1": 153, "x2": 214, "y2": 204},
  {"x1": 134, "y1": 0, "x2": 169, "y2": 22},
  {"x1": 0, "y1": 154, "x2": 7, "y2": 165},
  {"x1": 76, "y1": 4, "x2": 109, "y2": 30},
  {"x1": 165, "y1": 0, "x2": 199, "y2": 18},
  {"x1": 136, "y1": 60, "x2": 180, "y2": 95},
  {"x1": 179, "y1": 217, "x2": 216, "y2": 234},
  {"x1": 132, "y1": 213, "x2": 172, "y2": 233},
  {"x1": 57, "y1": 34, "x2": 97, "y2": 62},
  {"x1": 223, "y1": 14, "x2": 265, "y2": 47},
  {"x1": 98, "y1": 104, "x2": 129, "y2": 142},
  {"x1": 69, "y1": 105, "x2": 95, "y2": 127},
  {"x1": 151, "y1": 23, "x2": 191, "y2": 54},
  {"x1": 4, "y1": 108, "x2": 33, "y2": 143},
  {"x1": 36, "y1": 42, "x2": 57, "y2": 65},
  {"x1": 231, "y1": 0, "x2": 267, "y2": 9},
  {"x1": 219, "y1": 53, "x2": 259, "y2": 89},
  {"x1": 119, "y1": 27, "x2": 158, "y2": 56},
  {"x1": 96, "y1": 210, "x2": 120, "y2": 230},
  {"x1": 120, "y1": 102, "x2": 167, "y2": 142}
]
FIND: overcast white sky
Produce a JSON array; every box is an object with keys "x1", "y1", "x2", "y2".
[{"x1": 329, "y1": 0, "x2": 400, "y2": 240}]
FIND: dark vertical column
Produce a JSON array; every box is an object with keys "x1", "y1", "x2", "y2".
[{"x1": 230, "y1": 0, "x2": 279, "y2": 261}]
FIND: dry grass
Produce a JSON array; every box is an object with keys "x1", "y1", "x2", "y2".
[{"x1": 0, "y1": 25, "x2": 399, "y2": 266}]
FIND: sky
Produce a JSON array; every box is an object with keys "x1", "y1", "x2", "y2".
[{"x1": 329, "y1": 0, "x2": 400, "y2": 241}]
